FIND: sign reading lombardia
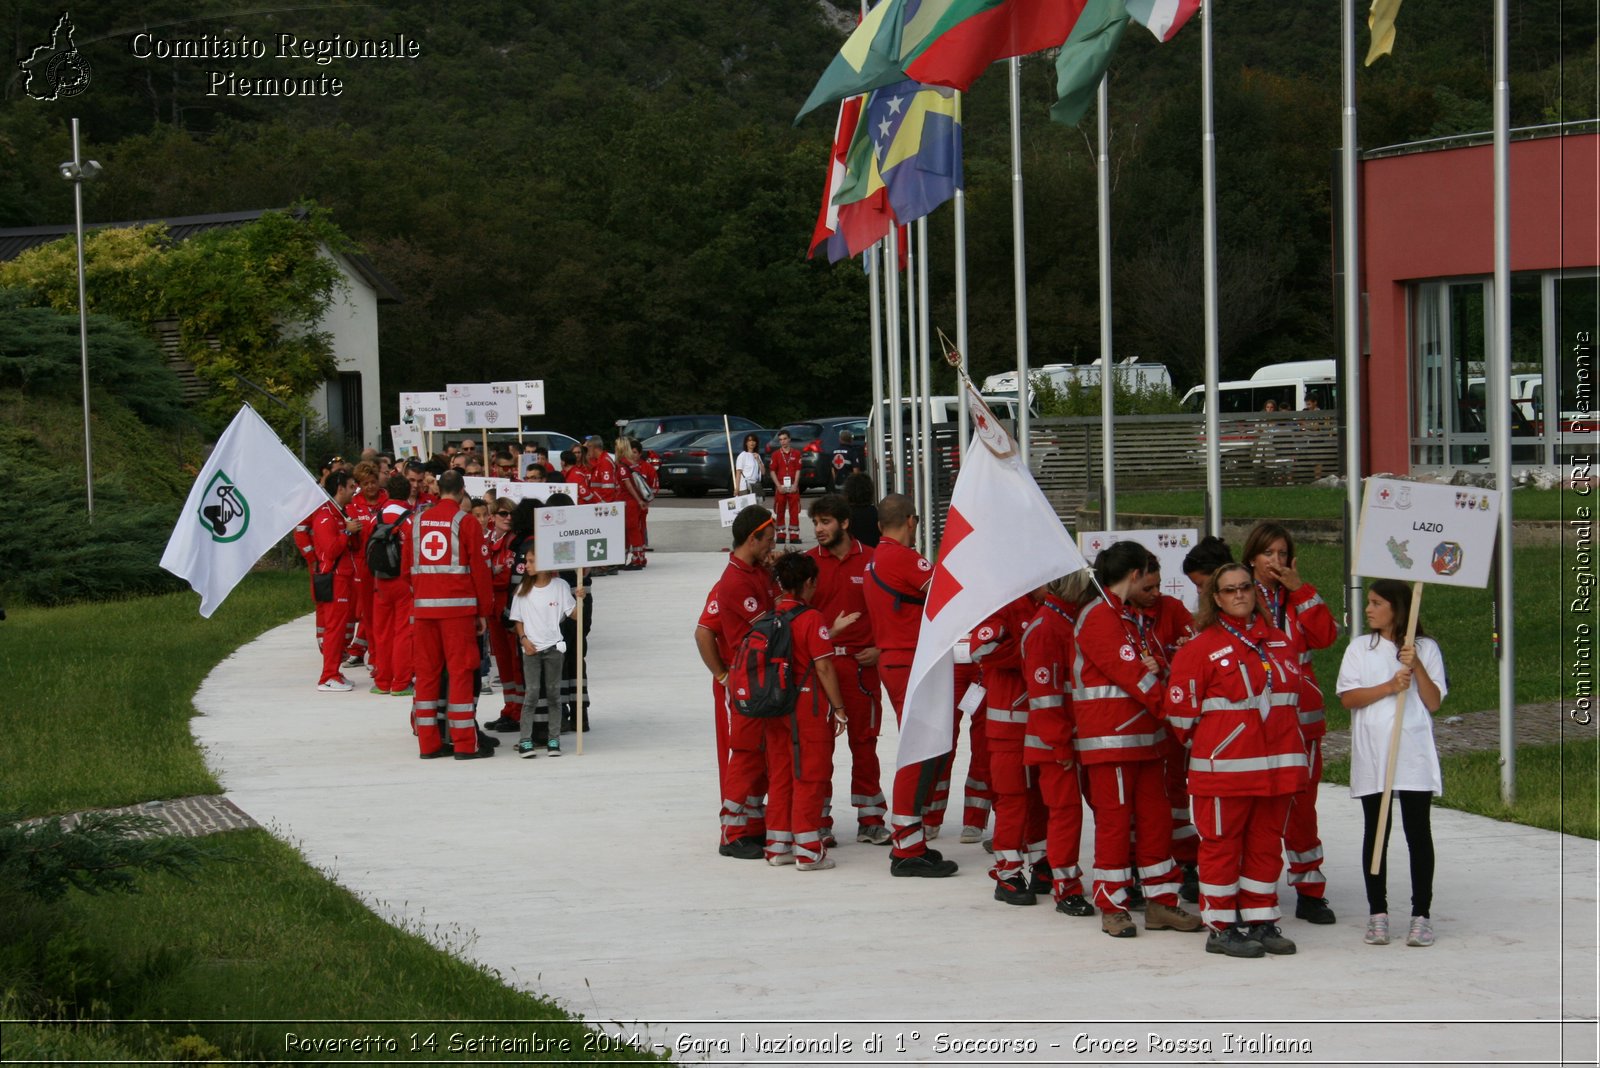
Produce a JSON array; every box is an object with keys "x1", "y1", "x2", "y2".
[
  {"x1": 533, "y1": 504, "x2": 625, "y2": 571},
  {"x1": 1353, "y1": 477, "x2": 1503, "y2": 589}
]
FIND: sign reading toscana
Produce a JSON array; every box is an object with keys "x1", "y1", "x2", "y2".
[{"x1": 1353, "y1": 477, "x2": 1503, "y2": 589}]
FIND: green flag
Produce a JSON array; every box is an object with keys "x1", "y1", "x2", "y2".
[{"x1": 1049, "y1": 0, "x2": 1131, "y2": 127}]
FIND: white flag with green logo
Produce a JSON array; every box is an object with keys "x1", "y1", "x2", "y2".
[{"x1": 161, "y1": 405, "x2": 329, "y2": 617}]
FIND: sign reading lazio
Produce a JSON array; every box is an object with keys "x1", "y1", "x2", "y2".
[
  {"x1": 533, "y1": 503, "x2": 625, "y2": 571},
  {"x1": 446, "y1": 382, "x2": 517, "y2": 430},
  {"x1": 399, "y1": 390, "x2": 449, "y2": 430},
  {"x1": 1353, "y1": 477, "x2": 1502, "y2": 589},
  {"x1": 1078, "y1": 527, "x2": 1201, "y2": 612}
]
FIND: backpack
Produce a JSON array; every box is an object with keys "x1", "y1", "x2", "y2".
[
  {"x1": 628, "y1": 468, "x2": 656, "y2": 503},
  {"x1": 728, "y1": 606, "x2": 814, "y2": 718},
  {"x1": 365, "y1": 507, "x2": 413, "y2": 580}
]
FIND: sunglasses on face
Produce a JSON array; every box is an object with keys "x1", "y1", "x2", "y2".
[{"x1": 1217, "y1": 583, "x2": 1253, "y2": 596}]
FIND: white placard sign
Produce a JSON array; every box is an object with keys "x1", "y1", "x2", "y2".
[
  {"x1": 390, "y1": 423, "x2": 423, "y2": 460},
  {"x1": 504, "y1": 379, "x2": 545, "y2": 417},
  {"x1": 1354, "y1": 477, "x2": 1502, "y2": 588},
  {"x1": 719, "y1": 493, "x2": 759, "y2": 529},
  {"x1": 534, "y1": 503, "x2": 625, "y2": 570},
  {"x1": 399, "y1": 391, "x2": 450, "y2": 431},
  {"x1": 447, "y1": 382, "x2": 517, "y2": 431},
  {"x1": 464, "y1": 476, "x2": 578, "y2": 503},
  {"x1": 1077, "y1": 528, "x2": 1202, "y2": 613}
]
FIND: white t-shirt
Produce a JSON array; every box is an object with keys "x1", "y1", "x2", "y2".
[
  {"x1": 735, "y1": 451, "x2": 764, "y2": 493},
  {"x1": 508, "y1": 577, "x2": 575, "y2": 651},
  {"x1": 1337, "y1": 634, "x2": 1447, "y2": 798}
]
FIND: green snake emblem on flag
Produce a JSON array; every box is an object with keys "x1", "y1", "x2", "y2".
[{"x1": 197, "y1": 470, "x2": 251, "y2": 543}]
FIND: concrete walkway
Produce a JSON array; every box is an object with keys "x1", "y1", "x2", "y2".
[{"x1": 191, "y1": 532, "x2": 1598, "y2": 1065}]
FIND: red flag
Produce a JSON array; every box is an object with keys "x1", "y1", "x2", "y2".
[
  {"x1": 809, "y1": 97, "x2": 864, "y2": 259},
  {"x1": 903, "y1": 0, "x2": 1090, "y2": 90}
]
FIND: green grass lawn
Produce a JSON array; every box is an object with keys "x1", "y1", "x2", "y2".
[
  {"x1": 1083, "y1": 485, "x2": 1574, "y2": 522},
  {"x1": 0, "y1": 572, "x2": 665, "y2": 1064}
]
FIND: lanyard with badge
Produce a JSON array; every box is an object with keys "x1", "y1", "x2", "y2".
[
  {"x1": 1255, "y1": 581, "x2": 1286, "y2": 631},
  {"x1": 1218, "y1": 619, "x2": 1274, "y2": 721}
]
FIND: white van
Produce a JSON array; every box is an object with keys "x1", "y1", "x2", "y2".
[
  {"x1": 984, "y1": 358, "x2": 1174, "y2": 398},
  {"x1": 1180, "y1": 359, "x2": 1338, "y2": 415}
]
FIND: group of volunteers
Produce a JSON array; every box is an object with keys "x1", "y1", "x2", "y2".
[
  {"x1": 293, "y1": 432, "x2": 661, "y2": 759},
  {"x1": 698, "y1": 499, "x2": 1448, "y2": 958}
]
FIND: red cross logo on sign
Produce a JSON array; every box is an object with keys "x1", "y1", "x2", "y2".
[{"x1": 421, "y1": 530, "x2": 449, "y2": 561}]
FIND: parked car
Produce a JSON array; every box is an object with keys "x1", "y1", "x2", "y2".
[
  {"x1": 618, "y1": 414, "x2": 760, "y2": 441},
  {"x1": 764, "y1": 417, "x2": 869, "y2": 493},
  {"x1": 659, "y1": 428, "x2": 779, "y2": 498},
  {"x1": 483, "y1": 430, "x2": 581, "y2": 466}
]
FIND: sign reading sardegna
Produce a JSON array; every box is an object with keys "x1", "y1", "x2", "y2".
[{"x1": 1353, "y1": 477, "x2": 1504, "y2": 589}]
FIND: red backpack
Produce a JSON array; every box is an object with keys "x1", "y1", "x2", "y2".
[{"x1": 728, "y1": 606, "x2": 814, "y2": 718}]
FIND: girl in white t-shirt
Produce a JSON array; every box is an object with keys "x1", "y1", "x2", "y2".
[
  {"x1": 1336, "y1": 579, "x2": 1448, "y2": 949},
  {"x1": 509, "y1": 567, "x2": 583, "y2": 758}
]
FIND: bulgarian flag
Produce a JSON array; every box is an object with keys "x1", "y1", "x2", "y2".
[{"x1": 900, "y1": 0, "x2": 1090, "y2": 90}]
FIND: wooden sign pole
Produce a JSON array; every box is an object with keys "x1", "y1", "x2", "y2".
[
  {"x1": 1370, "y1": 580, "x2": 1425, "y2": 875},
  {"x1": 724, "y1": 414, "x2": 740, "y2": 495},
  {"x1": 574, "y1": 565, "x2": 586, "y2": 756}
]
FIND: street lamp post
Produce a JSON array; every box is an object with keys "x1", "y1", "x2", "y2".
[{"x1": 59, "y1": 118, "x2": 101, "y2": 519}]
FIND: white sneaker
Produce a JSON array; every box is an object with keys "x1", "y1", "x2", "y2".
[
  {"x1": 855, "y1": 824, "x2": 891, "y2": 845},
  {"x1": 1364, "y1": 913, "x2": 1390, "y2": 945},
  {"x1": 959, "y1": 825, "x2": 986, "y2": 844},
  {"x1": 797, "y1": 856, "x2": 836, "y2": 871},
  {"x1": 766, "y1": 853, "x2": 796, "y2": 867},
  {"x1": 1406, "y1": 915, "x2": 1435, "y2": 947},
  {"x1": 317, "y1": 678, "x2": 354, "y2": 692}
]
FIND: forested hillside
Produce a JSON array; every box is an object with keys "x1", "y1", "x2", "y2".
[{"x1": 2, "y1": 0, "x2": 1594, "y2": 435}]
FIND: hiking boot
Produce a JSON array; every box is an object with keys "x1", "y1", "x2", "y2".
[
  {"x1": 484, "y1": 716, "x2": 520, "y2": 733},
  {"x1": 889, "y1": 854, "x2": 959, "y2": 878},
  {"x1": 1206, "y1": 925, "x2": 1266, "y2": 958},
  {"x1": 766, "y1": 852, "x2": 796, "y2": 867},
  {"x1": 453, "y1": 746, "x2": 494, "y2": 760},
  {"x1": 1028, "y1": 863, "x2": 1052, "y2": 896},
  {"x1": 1405, "y1": 915, "x2": 1435, "y2": 947},
  {"x1": 1055, "y1": 894, "x2": 1095, "y2": 916},
  {"x1": 1180, "y1": 863, "x2": 1200, "y2": 904},
  {"x1": 1247, "y1": 922, "x2": 1297, "y2": 955},
  {"x1": 797, "y1": 856, "x2": 835, "y2": 871},
  {"x1": 516, "y1": 739, "x2": 538, "y2": 759},
  {"x1": 959, "y1": 825, "x2": 986, "y2": 844},
  {"x1": 1145, "y1": 901, "x2": 1204, "y2": 932},
  {"x1": 993, "y1": 874, "x2": 1037, "y2": 906},
  {"x1": 718, "y1": 836, "x2": 764, "y2": 860},
  {"x1": 1101, "y1": 910, "x2": 1137, "y2": 938},
  {"x1": 1295, "y1": 895, "x2": 1336, "y2": 925},
  {"x1": 1126, "y1": 883, "x2": 1146, "y2": 911},
  {"x1": 1365, "y1": 913, "x2": 1391, "y2": 945},
  {"x1": 856, "y1": 824, "x2": 891, "y2": 846}
]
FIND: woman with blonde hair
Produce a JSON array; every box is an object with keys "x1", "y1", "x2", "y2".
[{"x1": 615, "y1": 437, "x2": 650, "y2": 570}]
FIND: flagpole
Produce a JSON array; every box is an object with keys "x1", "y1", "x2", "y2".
[
  {"x1": 887, "y1": 227, "x2": 907, "y2": 495},
  {"x1": 1200, "y1": 0, "x2": 1222, "y2": 537},
  {"x1": 954, "y1": 97, "x2": 971, "y2": 464},
  {"x1": 917, "y1": 216, "x2": 936, "y2": 555},
  {"x1": 1097, "y1": 80, "x2": 1116, "y2": 525},
  {"x1": 1491, "y1": 0, "x2": 1516, "y2": 804},
  {"x1": 905, "y1": 223, "x2": 924, "y2": 543},
  {"x1": 1008, "y1": 57, "x2": 1031, "y2": 466},
  {"x1": 1339, "y1": 0, "x2": 1365, "y2": 638},
  {"x1": 868, "y1": 242, "x2": 888, "y2": 495}
]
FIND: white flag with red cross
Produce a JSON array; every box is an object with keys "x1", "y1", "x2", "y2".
[{"x1": 894, "y1": 381, "x2": 1089, "y2": 770}]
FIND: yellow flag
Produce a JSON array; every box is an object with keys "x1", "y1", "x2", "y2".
[{"x1": 1365, "y1": 0, "x2": 1404, "y2": 66}]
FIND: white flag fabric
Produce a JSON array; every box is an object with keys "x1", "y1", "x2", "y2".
[
  {"x1": 160, "y1": 405, "x2": 328, "y2": 618},
  {"x1": 894, "y1": 381, "x2": 1089, "y2": 771}
]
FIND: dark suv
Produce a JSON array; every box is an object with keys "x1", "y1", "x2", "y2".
[
  {"x1": 619, "y1": 414, "x2": 760, "y2": 441},
  {"x1": 764, "y1": 417, "x2": 869, "y2": 493}
]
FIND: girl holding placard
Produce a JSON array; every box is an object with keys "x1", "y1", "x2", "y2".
[{"x1": 1336, "y1": 579, "x2": 1447, "y2": 948}]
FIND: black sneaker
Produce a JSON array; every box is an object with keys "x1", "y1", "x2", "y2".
[
  {"x1": 1248, "y1": 922, "x2": 1298, "y2": 955},
  {"x1": 1180, "y1": 863, "x2": 1200, "y2": 904},
  {"x1": 484, "y1": 717, "x2": 520, "y2": 733},
  {"x1": 516, "y1": 739, "x2": 538, "y2": 759},
  {"x1": 1295, "y1": 895, "x2": 1336, "y2": 925},
  {"x1": 1206, "y1": 926, "x2": 1266, "y2": 958},
  {"x1": 453, "y1": 746, "x2": 494, "y2": 760},
  {"x1": 718, "y1": 836, "x2": 765, "y2": 860},
  {"x1": 889, "y1": 853, "x2": 959, "y2": 878},
  {"x1": 1055, "y1": 893, "x2": 1095, "y2": 916},
  {"x1": 993, "y1": 875, "x2": 1037, "y2": 906},
  {"x1": 1126, "y1": 883, "x2": 1146, "y2": 911},
  {"x1": 418, "y1": 748, "x2": 449, "y2": 760},
  {"x1": 1028, "y1": 863, "x2": 1052, "y2": 896},
  {"x1": 477, "y1": 731, "x2": 500, "y2": 749}
]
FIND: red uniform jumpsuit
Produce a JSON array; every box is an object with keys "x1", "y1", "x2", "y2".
[
  {"x1": 974, "y1": 597, "x2": 1047, "y2": 888},
  {"x1": 716, "y1": 554, "x2": 776, "y2": 845},
  {"x1": 697, "y1": 582, "x2": 733, "y2": 806},
  {"x1": 1257, "y1": 580, "x2": 1338, "y2": 901},
  {"x1": 566, "y1": 460, "x2": 594, "y2": 505},
  {"x1": 1142, "y1": 594, "x2": 1199, "y2": 866},
  {"x1": 345, "y1": 490, "x2": 388, "y2": 664},
  {"x1": 587, "y1": 451, "x2": 622, "y2": 505},
  {"x1": 807, "y1": 537, "x2": 884, "y2": 833},
  {"x1": 1023, "y1": 593, "x2": 1087, "y2": 901},
  {"x1": 1163, "y1": 617, "x2": 1310, "y2": 929},
  {"x1": 1073, "y1": 591, "x2": 1179, "y2": 912},
  {"x1": 760, "y1": 596, "x2": 838, "y2": 864},
  {"x1": 405, "y1": 498, "x2": 493, "y2": 756},
  {"x1": 618, "y1": 459, "x2": 649, "y2": 567},
  {"x1": 769, "y1": 446, "x2": 804, "y2": 544},
  {"x1": 486, "y1": 526, "x2": 526, "y2": 723},
  {"x1": 370, "y1": 500, "x2": 415, "y2": 695},
  {"x1": 862, "y1": 537, "x2": 940, "y2": 859},
  {"x1": 637, "y1": 453, "x2": 660, "y2": 550},
  {"x1": 310, "y1": 501, "x2": 357, "y2": 685}
]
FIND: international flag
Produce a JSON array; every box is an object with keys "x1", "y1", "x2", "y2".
[
  {"x1": 810, "y1": 96, "x2": 867, "y2": 260},
  {"x1": 1049, "y1": 0, "x2": 1199, "y2": 126},
  {"x1": 895, "y1": 377, "x2": 1088, "y2": 770},
  {"x1": 875, "y1": 81, "x2": 964, "y2": 225},
  {"x1": 1364, "y1": 0, "x2": 1403, "y2": 66},
  {"x1": 796, "y1": 0, "x2": 909, "y2": 123},
  {"x1": 160, "y1": 405, "x2": 329, "y2": 617}
]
